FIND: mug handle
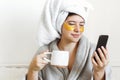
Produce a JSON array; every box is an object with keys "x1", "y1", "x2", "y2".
[{"x1": 43, "y1": 52, "x2": 52, "y2": 62}]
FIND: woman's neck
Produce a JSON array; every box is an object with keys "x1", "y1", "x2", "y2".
[{"x1": 57, "y1": 39, "x2": 79, "y2": 53}]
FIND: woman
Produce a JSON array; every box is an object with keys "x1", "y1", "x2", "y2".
[{"x1": 27, "y1": 0, "x2": 111, "y2": 80}]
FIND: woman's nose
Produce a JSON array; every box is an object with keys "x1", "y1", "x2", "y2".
[{"x1": 74, "y1": 24, "x2": 80, "y2": 32}]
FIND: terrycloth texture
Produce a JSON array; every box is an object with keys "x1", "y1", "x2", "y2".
[
  {"x1": 35, "y1": 36, "x2": 111, "y2": 80},
  {"x1": 38, "y1": 0, "x2": 93, "y2": 47}
]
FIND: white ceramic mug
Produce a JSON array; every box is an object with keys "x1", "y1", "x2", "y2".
[{"x1": 44, "y1": 50, "x2": 69, "y2": 67}]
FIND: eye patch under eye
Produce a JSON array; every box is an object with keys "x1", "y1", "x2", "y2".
[
  {"x1": 63, "y1": 22, "x2": 74, "y2": 31},
  {"x1": 79, "y1": 26, "x2": 84, "y2": 32},
  {"x1": 63, "y1": 22, "x2": 84, "y2": 32}
]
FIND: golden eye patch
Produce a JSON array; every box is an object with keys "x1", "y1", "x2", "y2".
[
  {"x1": 63, "y1": 22, "x2": 74, "y2": 31},
  {"x1": 63, "y1": 22, "x2": 84, "y2": 32},
  {"x1": 79, "y1": 26, "x2": 84, "y2": 32}
]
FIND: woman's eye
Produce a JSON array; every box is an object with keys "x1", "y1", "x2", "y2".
[
  {"x1": 79, "y1": 24, "x2": 84, "y2": 27},
  {"x1": 68, "y1": 23, "x2": 75, "y2": 25},
  {"x1": 80, "y1": 25, "x2": 83, "y2": 27}
]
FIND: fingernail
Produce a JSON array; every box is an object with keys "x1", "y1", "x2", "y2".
[
  {"x1": 101, "y1": 46, "x2": 104, "y2": 48},
  {"x1": 98, "y1": 48, "x2": 100, "y2": 50}
]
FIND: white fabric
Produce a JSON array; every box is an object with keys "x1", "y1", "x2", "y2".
[{"x1": 38, "y1": 0, "x2": 93, "y2": 47}]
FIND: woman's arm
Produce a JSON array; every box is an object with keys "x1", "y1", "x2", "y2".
[
  {"x1": 27, "y1": 51, "x2": 49, "y2": 80},
  {"x1": 91, "y1": 46, "x2": 110, "y2": 80},
  {"x1": 27, "y1": 70, "x2": 39, "y2": 80}
]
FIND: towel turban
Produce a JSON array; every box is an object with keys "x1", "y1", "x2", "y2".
[{"x1": 38, "y1": 0, "x2": 93, "y2": 47}]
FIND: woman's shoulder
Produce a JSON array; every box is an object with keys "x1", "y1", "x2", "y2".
[
  {"x1": 35, "y1": 45, "x2": 49, "y2": 55},
  {"x1": 90, "y1": 42, "x2": 96, "y2": 49},
  {"x1": 81, "y1": 35, "x2": 96, "y2": 47},
  {"x1": 82, "y1": 35, "x2": 96, "y2": 52},
  {"x1": 35, "y1": 39, "x2": 58, "y2": 55}
]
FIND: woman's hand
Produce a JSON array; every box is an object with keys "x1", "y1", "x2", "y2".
[
  {"x1": 27, "y1": 50, "x2": 49, "y2": 80},
  {"x1": 91, "y1": 46, "x2": 109, "y2": 80},
  {"x1": 29, "y1": 50, "x2": 49, "y2": 72}
]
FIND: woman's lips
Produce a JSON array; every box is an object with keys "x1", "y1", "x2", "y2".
[{"x1": 71, "y1": 34, "x2": 80, "y2": 38}]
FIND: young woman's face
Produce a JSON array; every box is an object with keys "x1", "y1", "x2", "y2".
[{"x1": 61, "y1": 14, "x2": 85, "y2": 43}]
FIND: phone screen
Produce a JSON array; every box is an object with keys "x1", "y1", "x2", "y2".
[
  {"x1": 95, "y1": 35, "x2": 109, "y2": 59},
  {"x1": 95, "y1": 35, "x2": 109, "y2": 50}
]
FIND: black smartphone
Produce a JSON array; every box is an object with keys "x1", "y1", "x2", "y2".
[{"x1": 95, "y1": 35, "x2": 109, "y2": 59}]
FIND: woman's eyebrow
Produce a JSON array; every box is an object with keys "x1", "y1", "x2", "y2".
[
  {"x1": 67, "y1": 21, "x2": 85, "y2": 23},
  {"x1": 80, "y1": 21, "x2": 85, "y2": 23},
  {"x1": 67, "y1": 21, "x2": 76, "y2": 23}
]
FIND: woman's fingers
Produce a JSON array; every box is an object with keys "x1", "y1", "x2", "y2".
[
  {"x1": 94, "y1": 51, "x2": 104, "y2": 67},
  {"x1": 101, "y1": 46, "x2": 109, "y2": 65},
  {"x1": 37, "y1": 53, "x2": 49, "y2": 64},
  {"x1": 101, "y1": 46, "x2": 108, "y2": 59},
  {"x1": 97, "y1": 48, "x2": 106, "y2": 63},
  {"x1": 91, "y1": 55, "x2": 98, "y2": 67},
  {"x1": 31, "y1": 50, "x2": 49, "y2": 71},
  {"x1": 92, "y1": 46, "x2": 109, "y2": 71}
]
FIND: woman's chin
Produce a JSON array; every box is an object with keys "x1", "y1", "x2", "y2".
[{"x1": 70, "y1": 38, "x2": 80, "y2": 43}]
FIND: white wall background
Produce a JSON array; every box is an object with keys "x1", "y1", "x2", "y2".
[
  {"x1": 0, "y1": 0, "x2": 120, "y2": 80},
  {"x1": 0, "y1": 0, "x2": 46, "y2": 65},
  {"x1": 86, "y1": 0, "x2": 120, "y2": 66}
]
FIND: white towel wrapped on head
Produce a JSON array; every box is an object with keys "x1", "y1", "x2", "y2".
[{"x1": 38, "y1": 0, "x2": 93, "y2": 47}]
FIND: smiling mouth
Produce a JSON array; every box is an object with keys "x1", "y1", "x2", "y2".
[{"x1": 71, "y1": 34, "x2": 80, "y2": 38}]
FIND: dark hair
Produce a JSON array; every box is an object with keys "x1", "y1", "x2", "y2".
[
  {"x1": 66, "y1": 13, "x2": 78, "y2": 19},
  {"x1": 68, "y1": 13, "x2": 78, "y2": 16},
  {"x1": 66, "y1": 12, "x2": 85, "y2": 22}
]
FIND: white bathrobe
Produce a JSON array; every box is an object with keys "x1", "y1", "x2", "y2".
[
  {"x1": 35, "y1": 36, "x2": 111, "y2": 80},
  {"x1": 34, "y1": 0, "x2": 111, "y2": 80}
]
